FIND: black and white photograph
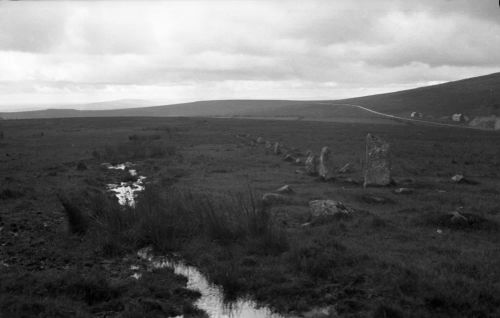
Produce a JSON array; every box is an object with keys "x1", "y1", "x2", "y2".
[{"x1": 1, "y1": 0, "x2": 500, "y2": 317}]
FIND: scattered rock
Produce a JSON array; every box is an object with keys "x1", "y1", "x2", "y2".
[
  {"x1": 276, "y1": 185, "x2": 293, "y2": 194},
  {"x1": 451, "y1": 174, "x2": 464, "y2": 183},
  {"x1": 360, "y1": 194, "x2": 393, "y2": 204},
  {"x1": 256, "y1": 137, "x2": 264, "y2": 144},
  {"x1": 295, "y1": 169, "x2": 306, "y2": 175},
  {"x1": 450, "y1": 210, "x2": 468, "y2": 225},
  {"x1": 318, "y1": 146, "x2": 335, "y2": 180},
  {"x1": 273, "y1": 142, "x2": 282, "y2": 155},
  {"x1": 262, "y1": 193, "x2": 288, "y2": 205},
  {"x1": 393, "y1": 187, "x2": 413, "y2": 195},
  {"x1": 338, "y1": 163, "x2": 352, "y2": 174},
  {"x1": 294, "y1": 158, "x2": 302, "y2": 165},
  {"x1": 451, "y1": 174, "x2": 479, "y2": 185},
  {"x1": 305, "y1": 153, "x2": 318, "y2": 175},
  {"x1": 283, "y1": 154, "x2": 296, "y2": 162},
  {"x1": 364, "y1": 134, "x2": 391, "y2": 187},
  {"x1": 309, "y1": 200, "x2": 353, "y2": 218}
]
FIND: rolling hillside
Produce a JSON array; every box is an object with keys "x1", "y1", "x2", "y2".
[{"x1": 1, "y1": 72, "x2": 499, "y2": 120}]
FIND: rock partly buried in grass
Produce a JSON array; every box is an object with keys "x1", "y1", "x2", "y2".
[
  {"x1": 262, "y1": 193, "x2": 289, "y2": 205},
  {"x1": 295, "y1": 169, "x2": 306, "y2": 175},
  {"x1": 283, "y1": 154, "x2": 296, "y2": 162},
  {"x1": 256, "y1": 137, "x2": 264, "y2": 144},
  {"x1": 451, "y1": 174, "x2": 479, "y2": 185},
  {"x1": 393, "y1": 187, "x2": 413, "y2": 195},
  {"x1": 364, "y1": 134, "x2": 392, "y2": 187},
  {"x1": 309, "y1": 200, "x2": 353, "y2": 218},
  {"x1": 304, "y1": 151, "x2": 318, "y2": 176},
  {"x1": 318, "y1": 146, "x2": 335, "y2": 181},
  {"x1": 338, "y1": 163, "x2": 352, "y2": 174},
  {"x1": 424, "y1": 208, "x2": 498, "y2": 231},
  {"x1": 273, "y1": 142, "x2": 282, "y2": 155},
  {"x1": 450, "y1": 210, "x2": 468, "y2": 224},
  {"x1": 451, "y1": 174, "x2": 465, "y2": 183},
  {"x1": 276, "y1": 185, "x2": 293, "y2": 194},
  {"x1": 360, "y1": 194, "x2": 393, "y2": 204}
]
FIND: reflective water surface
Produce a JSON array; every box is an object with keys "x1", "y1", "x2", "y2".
[
  {"x1": 137, "y1": 247, "x2": 285, "y2": 318},
  {"x1": 104, "y1": 163, "x2": 146, "y2": 207}
]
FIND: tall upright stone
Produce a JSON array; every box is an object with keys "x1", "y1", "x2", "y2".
[
  {"x1": 364, "y1": 134, "x2": 391, "y2": 187},
  {"x1": 305, "y1": 151, "x2": 318, "y2": 175},
  {"x1": 318, "y1": 146, "x2": 335, "y2": 180},
  {"x1": 273, "y1": 142, "x2": 282, "y2": 155}
]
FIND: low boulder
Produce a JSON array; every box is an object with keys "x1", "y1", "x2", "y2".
[
  {"x1": 451, "y1": 174, "x2": 464, "y2": 183},
  {"x1": 393, "y1": 187, "x2": 413, "y2": 195},
  {"x1": 283, "y1": 154, "x2": 296, "y2": 162},
  {"x1": 276, "y1": 185, "x2": 294, "y2": 194},
  {"x1": 309, "y1": 200, "x2": 353, "y2": 218}
]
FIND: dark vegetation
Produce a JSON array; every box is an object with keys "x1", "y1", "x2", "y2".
[{"x1": 0, "y1": 116, "x2": 499, "y2": 317}]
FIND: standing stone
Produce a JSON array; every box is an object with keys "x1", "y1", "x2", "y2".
[
  {"x1": 364, "y1": 134, "x2": 391, "y2": 187},
  {"x1": 273, "y1": 142, "x2": 282, "y2": 155},
  {"x1": 305, "y1": 153, "x2": 318, "y2": 175},
  {"x1": 318, "y1": 146, "x2": 335, "y2": 180}
]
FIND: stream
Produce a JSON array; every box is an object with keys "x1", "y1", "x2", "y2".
[
  {"x1": 103, "y1": 162, "x2": 145, "y2": 207},
  {"x1": 137, "y1": 247, "x2": 285, "y2": 318},
  {"x1": 104, "y1": 163, "x2": 288, "y2": 318}
]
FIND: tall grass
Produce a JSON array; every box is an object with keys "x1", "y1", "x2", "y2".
[
  {"x1": 86, "y1": 185, "x2": 288, "y2": 256},
  {"x1": 58, "y1": 193, "x2": 89, "y2": 235}
]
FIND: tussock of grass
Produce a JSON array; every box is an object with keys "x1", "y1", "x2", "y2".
[
  {"x1": 87, "y1": 186, "x2": 288, "y2": 256},
  {"x1": 0, "y1": 268, "x2": 204, "y2": 318},
  {"x1": 58, "y1": 193, "x2": 89, "y2": 235}
]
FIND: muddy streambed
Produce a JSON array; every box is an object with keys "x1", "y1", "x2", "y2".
[{"x1": 104, "y1": 162, "x2": 290, "y2": 318}]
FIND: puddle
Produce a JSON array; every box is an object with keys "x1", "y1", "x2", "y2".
[
  {"x1": 104, "y1": 162, "x2": 146, "y2": 207},
  {"x1": 101, "y1": 162, "x2": 133, "y2": 170},
  {"x1": 137, "y1": 247, "x2": 285, "y2": 318}
]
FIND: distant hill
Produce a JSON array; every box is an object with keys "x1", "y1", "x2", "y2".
[
  {"x1": 72, "y1": 99, "x2": 156, "y2": 110},
  {"x1": 338, "y1": 72, "x2": 500, "y2": 117},
  {"x1": 1, "y1": 72, "x2": 499, "y2": 120}
]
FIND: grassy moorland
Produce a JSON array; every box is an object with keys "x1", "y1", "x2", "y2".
[{"x1": 0, "y1": 116, "x2": 499, "y2": 317}]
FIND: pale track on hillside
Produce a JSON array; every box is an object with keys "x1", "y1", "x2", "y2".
[{"x1": 315, "y1": 102, "x2": 485, "y2": 130}]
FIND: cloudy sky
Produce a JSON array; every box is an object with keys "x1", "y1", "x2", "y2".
[{"x1": 1, "y1": 0, "x2": 499, "y2": 111}]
